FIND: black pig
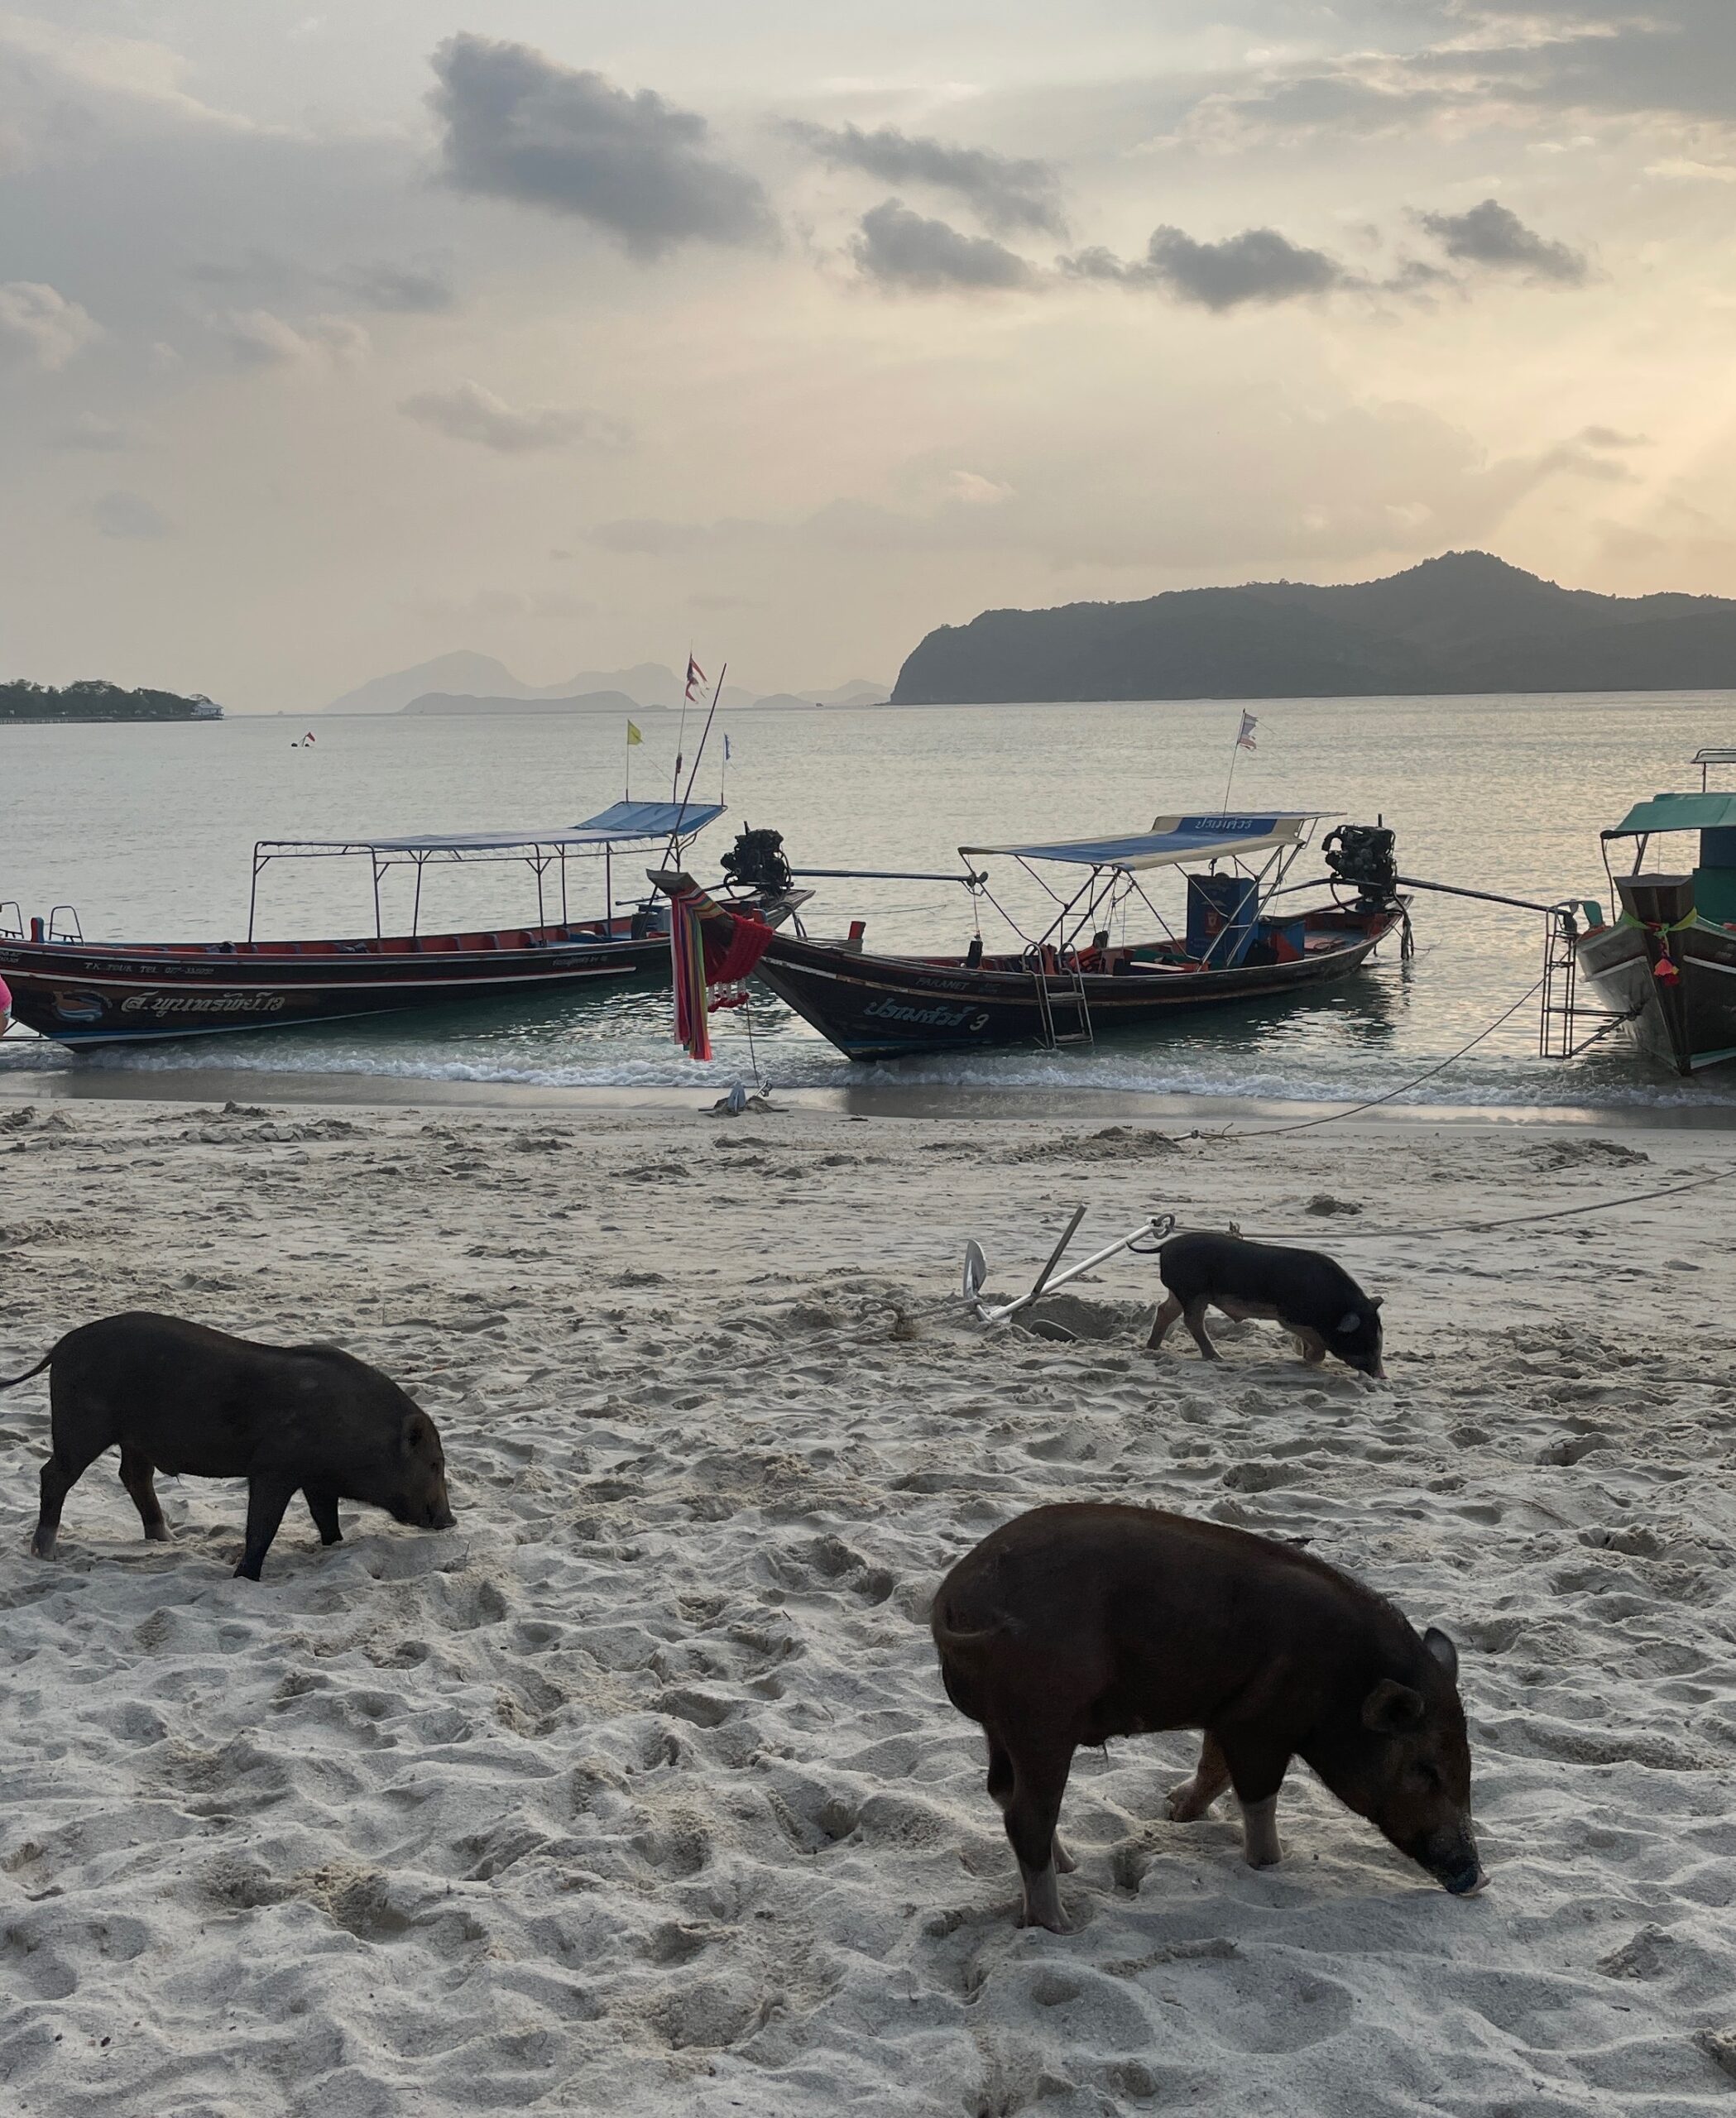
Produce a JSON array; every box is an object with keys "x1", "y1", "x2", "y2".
[
  {"x1": 933, "y1": 1502, "x2": 1482, "y2": 1932},
  {"x1": 4, "y1": 1311, "x2": 455, "y2": 1579},
  {"x1": 1150, "y1": 1230, "x2": 1384, "y2": 1377}
]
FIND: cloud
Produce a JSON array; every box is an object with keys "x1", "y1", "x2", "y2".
[
  {"x1": 1180, "y1": 1, "x2": 1736, "y2": 143},
  {"x1": 1415, "y1": 198, "x2": 1586, "y2": 283},
  {"x1": 429, "y1": 34, "x2": 775, "y2": 259},
  {"x1": 0, "y1": 280, "x2": 99, "y2": 371},
  {"x1": 333, "y1": 261, "x2": 458, "y2": 314},
  {"x1": 51, "y1": 414, "x2": 135, "y2": 452},
  {"x1": 400, "y1": 379, "x2": 631, "y2": 454},
  {"x1": 786, "y1": 121, "x2": 1064, "y2": 234},
  {"x1": 90, "y1": 490, "x2": 174, "y2": 539},
  {"x1": 218, "y1": 309, "x2": 370, "y2": 369},
  {"x1": 850, "y1": 199, "x2": 1035, "y2": 292},
  {"x1": 1067, "y1": 226, "x2": 1349, "y2": 309}
]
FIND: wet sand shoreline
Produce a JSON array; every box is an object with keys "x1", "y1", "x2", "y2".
[{"x1": 3, "y1": 1049, "x2": 1736, "y2": 1130}]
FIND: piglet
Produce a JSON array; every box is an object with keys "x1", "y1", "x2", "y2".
[
  {"x1": 6, "y1": 1311, "x2": 455, "y2": 1579},
  {"x1": 1150, "y1": 1230, "x2": 1384, "y2": 1377},
  {"x1": 932, "y1": 1502, "x2": 1482, "y2": 1932}
]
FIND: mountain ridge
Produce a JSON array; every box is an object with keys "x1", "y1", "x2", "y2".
[
  {"x1": 890, "y1": 553, "x2": 1736, "y2": 703},
  {"x1": 325, "y1": 657, "x2": 888, "y2": 716}
]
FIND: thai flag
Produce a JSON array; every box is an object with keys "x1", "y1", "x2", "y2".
[
  {"x1": 724, "y1": 734, "x2": 732, "y2": 762},
  {"x1": 685, "y1": 654, "x2": 706, "y2": 702},
  {"x1": 1236, "y1": 712, "x2": 1258, "y2": 752}
]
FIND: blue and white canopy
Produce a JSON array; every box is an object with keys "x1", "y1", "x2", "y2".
[
  {"x1": 260, "y1": 801, "x2": 724, "y2": 859},
  {"x1": 960, "y1": 811, "x2": 1331, "y2": 873}
]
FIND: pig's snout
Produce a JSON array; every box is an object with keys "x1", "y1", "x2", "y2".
[
  {"x1": 1419, "y1": 1823, "x2": 1484, "y2": 1896},
  {"x1": 426, "y1": 1500, "x2": 456, "y2": 1531}
]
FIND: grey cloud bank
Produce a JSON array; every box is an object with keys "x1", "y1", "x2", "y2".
[
  {"x1": 851, "y1": 199, "x2": 1035, "y2": 290},
  {"x1": 788, "y1": 121, "x2": 1065, "y2": 235},
  {"x1": 1415, "y1": 199, "x2": 1587, "y2": 285},
  {"x1": 429, "y1": 33, "x2": 776, "y2": 258},
  {"x1": 1068, "y1": 226, "x2": 1348, "y2": 309}
]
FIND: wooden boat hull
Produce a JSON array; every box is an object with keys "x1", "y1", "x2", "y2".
[
  {"x1": 0, "y1": 919, "x2": 669, "y2": 1047},
  {"x1": 745, "y1": 907, "x2": 1403, "y2": 1061},
  {"x1": 1575, "y1": 918, "x2": 1736, "y2": 1076}
]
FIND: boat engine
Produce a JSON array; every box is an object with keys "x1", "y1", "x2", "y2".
[
  {"x1": 1322, "y1": 822, "x2": 1399, "y2": 906},
  {"x1": 720, "y1": 826, "x2": 795, "y2": 897}
]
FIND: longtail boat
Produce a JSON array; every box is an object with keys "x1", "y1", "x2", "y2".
[
  {"x1": 0, "y1": 800, "x2": 750, "y2": 1047},
  {"x1": 655, "y1": 810, "x2": 1408, "y2": 1063},
  {"x1": 1569, "y1": 753, "x2": 1736, "y2": 1076}
]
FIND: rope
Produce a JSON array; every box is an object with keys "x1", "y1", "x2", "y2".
[
  {"x1": 1174, "y1": 1161, "x2": 1736, "y2": 1246},
  {"x1": 1231, "y1": 972, "x2": 1549, "y2": 1137}
]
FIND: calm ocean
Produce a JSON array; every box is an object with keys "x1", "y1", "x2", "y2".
[{"x1": 3, "y1": 692, "x2": 1733, "y2": 1108}]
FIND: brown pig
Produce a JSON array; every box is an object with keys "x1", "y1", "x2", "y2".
[
  {"x1": 5, "y1": 1311, "x2": 455, "y2": 1581},
  {"x1": 931, "y1": 1502, "x2": 1483, "y2": 1932}
]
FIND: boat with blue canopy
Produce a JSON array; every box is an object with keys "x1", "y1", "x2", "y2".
[
  {"x1": 0, "y1": 799, "x2": 748, "y2": 1047},
  {"x1": 652, "y1": 809, "x2": 1409, "y2": 1062}
]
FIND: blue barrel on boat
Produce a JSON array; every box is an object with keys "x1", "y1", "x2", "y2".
[{"x1": 1186, "y1": 872, "x2": 1259, "y2": 961}]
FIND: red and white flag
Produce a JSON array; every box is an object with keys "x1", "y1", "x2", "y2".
[
  {"x1": 684, "y1": 654, "x2": 707, "y2": 702},
  {"x1": 1235, "y1": 711, "x2": 1259, "y2": 753}
]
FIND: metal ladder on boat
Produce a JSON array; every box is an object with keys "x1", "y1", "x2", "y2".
[
  {"x1": 1538, "y1": 905, "x2": 1638, "y2": 1059},
  {"x1": 1031, "y1": 956, "x2": 1095, "y2": 1051}
]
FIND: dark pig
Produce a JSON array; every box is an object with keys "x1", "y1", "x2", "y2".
[
  {"x1": 932, "y1": 1502, "x2": 1482, "y2": 1932},
  {"x1": 1149, "y1": 1230, "x2": 1384, "y2": 1377},
  {"x1": 4, "y1": 1311, "x2": 455, "y2": 1580}
]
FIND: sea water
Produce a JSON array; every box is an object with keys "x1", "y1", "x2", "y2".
[{"x1": 2, "y1": 692, "x2": 1733, "y2": 1109}]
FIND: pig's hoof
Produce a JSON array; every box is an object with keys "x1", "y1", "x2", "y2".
[
  {"x1": 28, "y1": 1536, "x2": 56, "y2": 1560},
  {"x1": 144, "y1": 1524, "x2": 171, "y2": 1543},
  {"x1": 1165, "y1": 1782, "x2": 1212, "y2": 1823}
]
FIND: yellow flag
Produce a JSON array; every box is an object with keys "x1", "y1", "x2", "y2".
[{"x1": 626, "y1": 720, "x2": 642, "y2": 745}]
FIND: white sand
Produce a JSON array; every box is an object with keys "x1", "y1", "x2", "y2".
[{"x1": 2, "y1": 1095, "x2": 1734, "y2": 2116}]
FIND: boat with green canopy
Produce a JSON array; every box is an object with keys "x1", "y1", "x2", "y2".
[{"x1": 1573, "y1": 768, "x2": 1736, "y2": 1075}]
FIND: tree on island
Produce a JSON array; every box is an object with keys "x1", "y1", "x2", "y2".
[{"x1": 0, "y1": 679, "x2": 222, "y2": 722}]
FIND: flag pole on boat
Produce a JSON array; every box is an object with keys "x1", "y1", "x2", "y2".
[{"x1": 1221, "y1": 709, "x2": 1258, "y2": 812}]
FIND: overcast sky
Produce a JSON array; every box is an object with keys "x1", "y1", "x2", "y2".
[{"x1": 2, "y1": 1, "x2": 1732, "y2": 710}]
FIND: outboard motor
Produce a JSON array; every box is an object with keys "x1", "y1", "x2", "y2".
[
  {"x1": 720, "y1": 826, "x2": 794, "y2": 896},
  {"x1": 1322, "y1": 822, "x2": 1399, "y2": 907}
]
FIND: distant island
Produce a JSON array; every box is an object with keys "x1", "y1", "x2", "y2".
[
  {"x1": 324, "y1": 652, "x2": 888, "y2": 716},
  {"x1": 891, "y1": 553, "x2": 1736, "y2": 703},
  {"x1": 1, "y1": 678, "x2": 223, "y2": 724}
]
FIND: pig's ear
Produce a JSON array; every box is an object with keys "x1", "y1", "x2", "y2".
[
  {"x1": 1361, "y1": 1678, "x2": 1426, "y2": 1734},
  {"x1": 401, "y1": 1411, "x2": 431, "y2": 1454},
  {"x1": 1422, "y1": 1627, "x2": 1459, "y2": 1680},
  {"x1": 1337, "y1": 1310, "x2": 1362, "y2": 1335},
  {"x1": 1371, "y1": 1296, "x2": 1384, "y2": 1311}
]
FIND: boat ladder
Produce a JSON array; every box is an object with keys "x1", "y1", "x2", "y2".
[
  {"x1": 1032, "y1": 957, "x2": 1095, "y2": 1051},
  {"x1": 1538, "y1": 906, "x2": 1637, "y2": 1059}
]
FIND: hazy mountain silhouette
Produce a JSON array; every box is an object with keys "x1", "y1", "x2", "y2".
[
  {"x1": 325, "y1": 658, "x2": 889, "y2": 715},
  {"x1": 890, "y1": 553, "x2": 1736, "y2": 702},
  {"x1": 400, "y1": 690, "x2": 652, "y2": 716}
]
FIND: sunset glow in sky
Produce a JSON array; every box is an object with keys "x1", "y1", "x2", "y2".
[{"x1": 3, "y1": 2, "x2": 1732, "y2": 709}]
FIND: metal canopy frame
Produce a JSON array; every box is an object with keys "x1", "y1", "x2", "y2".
[
  {"x1": 956, "y1": 815, "x2": 1328, "y2": 966},
  {"x1": 247, "y1": 809, "x2": 723, "y2": 942}
]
